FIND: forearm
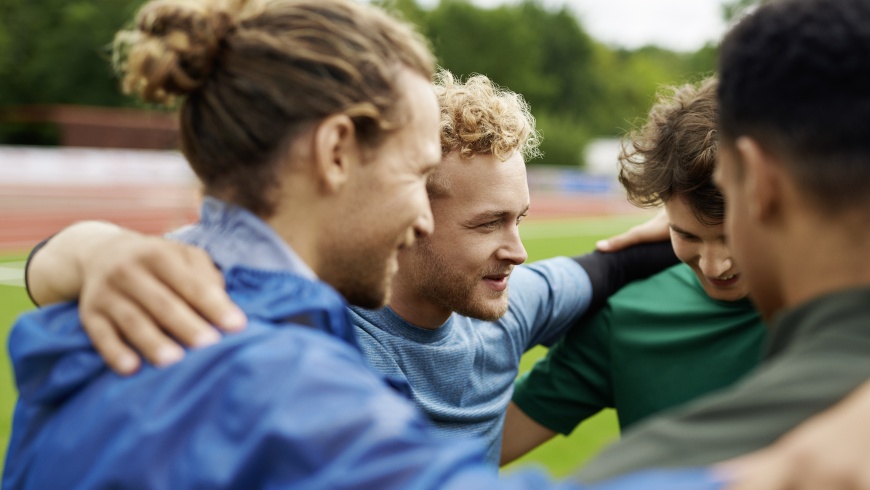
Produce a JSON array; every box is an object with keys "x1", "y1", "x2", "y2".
[
  {"x1": 500, "y1": 401, "x2": 557, "y2": 466},
  {"x1": 573, "y1": 241, "x2": 678, "y2": 316},
  {"x1": 26, "y1": 221, "x2": 125, "y2": 306}
]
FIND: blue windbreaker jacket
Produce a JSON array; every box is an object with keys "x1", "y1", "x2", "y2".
[{"x1": 3, "y1": 266, "x2": 726, "y2": 489}]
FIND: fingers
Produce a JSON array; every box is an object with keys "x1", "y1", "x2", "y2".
[
  {"x1": 81, "y1": 290, "x2": 184, "y2": 373},
  {"x1": 167, "y1": 245, "x2": 247, "y2": 332},
  {"x1": 111, "y1": 299, "x2": 185, "y2": 368},
  {"x1": 83, "y1": 313, "x2": 142, "y2": 376},
  {"x1": 109, "y1": 268, "x2": 222, "y2": 350},
  {"x1": 596, "y1": 233, "x2": 636, "y2": 252},
  {"x1": 76, "y1": 233, "x2": 243, "y2": 375},
  {"x1": 719, "y1": 451, "x2": 792, "y2": 490},
  {"x1": 597, "y1": 210, "x2": 671, "y2": 252}
]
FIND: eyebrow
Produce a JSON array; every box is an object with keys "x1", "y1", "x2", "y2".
[
  {"x1": 669, "y1": 224, "x2": 699, "y2": 237},
  {"x1": 469, "y1": 205, "x2": 530, "y2": 223}
]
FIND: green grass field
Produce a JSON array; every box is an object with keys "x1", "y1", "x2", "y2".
[{"x1": 0, "y1": 214, "x2": 649, "y2": 478}]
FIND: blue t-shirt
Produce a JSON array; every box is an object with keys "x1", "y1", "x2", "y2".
[{"x1": 350, "y1": 257, "x2": 592, "y2": 464}]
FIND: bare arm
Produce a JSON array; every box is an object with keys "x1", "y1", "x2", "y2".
[
  {"x1": 500, "y1": 401, "x2": 557, "y2": 466},
  {"x1": 26, "y1": 221, "x2": 246, "y2": 375},
  {"x1": 721, "y1": 378, "x2": 870, "y2": 490},
  {"x1": 596, "y1": 210, "x2": 670, "y2": 252}
]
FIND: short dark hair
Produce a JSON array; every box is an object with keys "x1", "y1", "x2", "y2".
[
  {"x1": 718, "y1": 0, "x2": 870, "y2": 213},
  {"x1": 619, "y1": 77, "x2": 723, "y2": 226}
]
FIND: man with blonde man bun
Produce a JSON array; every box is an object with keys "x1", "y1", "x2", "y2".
[{"x1": 4, "y1": 0, "x2": 599, "y2": 488}]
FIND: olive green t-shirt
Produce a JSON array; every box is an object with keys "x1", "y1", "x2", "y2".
[{"x1": 513, "y1": 263, "x2": 767, "y2": 435}]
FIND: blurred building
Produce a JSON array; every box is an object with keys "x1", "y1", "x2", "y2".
[
  {"x1": 1, "y1": 105, "x2": 178, "y2": 150},
  {"x1": 0, "y1": 107, "x2": 195, "y2": 251}
]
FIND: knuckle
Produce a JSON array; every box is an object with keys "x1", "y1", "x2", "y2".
[{"x1": 114, "y1": 308, "x2": 144, "y2": 331}]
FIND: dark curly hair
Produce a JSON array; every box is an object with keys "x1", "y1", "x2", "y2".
[
  {"x1": 618, "y1": 77, "x2": 723, "y2": 226},
  {"x1": 719, "y1": 0, "x2": 870, "y2": 213}
]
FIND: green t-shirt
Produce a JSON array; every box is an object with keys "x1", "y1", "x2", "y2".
[
  {"x1": 577, "y1": 286, "x2": 870, "y2": 483},
  {"x1": 512, "y1": 263, "x2": 767, "y2": 435}
]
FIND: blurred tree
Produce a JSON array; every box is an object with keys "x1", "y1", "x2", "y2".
[
  {"x1": 722, "y1": 0, "x2": 762, "y2": 22},
  {"x1": 380, "y1": 0, "x2": 717, "y2": 166},
  {"x1": 1, "y1": 0, "x2": 721, "y2": 163},
  {"x1": 0, "y1": 0, "x2": 144, "y2": 106}
]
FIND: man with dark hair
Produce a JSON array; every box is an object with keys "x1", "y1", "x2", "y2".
[
  {"x1": 570, "y1": 0, "x2": 870, "y2": 482},
  {"x1": 500, "y1": 77, "x2": 767, "y2": 465}
]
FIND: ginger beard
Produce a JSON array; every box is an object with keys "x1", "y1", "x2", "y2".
[{"x1": 408, "y1": 235, "x2": 512, "y2": 322}]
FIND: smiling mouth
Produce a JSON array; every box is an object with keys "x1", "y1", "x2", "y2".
[
  {"x1": 708, "y1": 273, "x2": 740, "y2": 287},
  {"x1": 482, "y1": 272, "x2": 511, "y2": 292}
]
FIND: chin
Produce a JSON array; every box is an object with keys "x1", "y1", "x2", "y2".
[
  {"x1": 704, "y1": 285, "x2": 750, "y2": 302},
  {"x1": 339, "y1": 273, "x2": 391, "y2": 309},
  {"x1": 453, "y1": 296, "x2": 509, "y2": 322}
]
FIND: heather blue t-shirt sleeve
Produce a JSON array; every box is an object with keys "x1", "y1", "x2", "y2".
[{"x1": 505, "y1": 256, "x2": 592, "y2": 352}]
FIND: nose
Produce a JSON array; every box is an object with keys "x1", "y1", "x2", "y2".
[
  {"x1": 496, "y1": 226, "x2": 528, "y2": 265},
  {"x1": 698, "y1": 243, "x2": 733, "y2": 278},
  {"x1": 413, "y1": 200, "x2": 435, "y2": 239}
]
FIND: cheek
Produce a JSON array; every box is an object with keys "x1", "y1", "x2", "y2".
[
  {"x1": 441, "y1": 233, "x2": 499, "y2": 273},
  {"x1": 384, "y1": 181, "x2": 429, "y2": 226},
  {"x1": 669, "y1": 234, "x2": 697, "y2": 266}
]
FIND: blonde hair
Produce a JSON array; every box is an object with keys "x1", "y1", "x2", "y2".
[
  {"x1": 435, "y1": 70, "x2": 540, "y2": 161},
  {"x1": 114, "y1": 0, "x2": 434, "y2": 216},
  {"x1": 427, "y1": 70, "x2": 539, "y2": 199}
]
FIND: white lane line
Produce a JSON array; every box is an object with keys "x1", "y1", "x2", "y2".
[{"x1": 0, "y1": 261, "x2": 26, "y2": 287}]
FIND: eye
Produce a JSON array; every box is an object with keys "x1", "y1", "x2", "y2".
[
  {"x1": 517, "y1": 213, "x2": 527, "y2": 225},
  {"x1": 677, "y1": 231, "x2": 700, "y2": 242},
  {"x1": 479, "y1": 220, "x2": 500, "y2": 230}
]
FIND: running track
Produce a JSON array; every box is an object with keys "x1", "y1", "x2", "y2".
[{"x1": 0, "y1": 184, "x2": 640, "y2": 252}]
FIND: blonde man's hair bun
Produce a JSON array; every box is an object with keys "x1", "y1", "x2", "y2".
[{"x1": 114, "y1": 0, "x2": 240, "y2": 103}]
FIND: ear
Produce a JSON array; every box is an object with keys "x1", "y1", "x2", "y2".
[
  {"x1": 735, "y1": 136, "x2": 784, "y2": 225},
  {"x1": 312, "y1": 114, "x2": 359, "y2": 194}
]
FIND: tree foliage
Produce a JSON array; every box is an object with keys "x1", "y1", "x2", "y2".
[
  {"x1": 0, "y1": 0, "x2": 144, "y2": 106},
  {"x1": 1, "y1": 0, "x2": 719, "y2": 165},
  {"x1": 382, "y1": 0, "x2": 716, "y2": 165}
]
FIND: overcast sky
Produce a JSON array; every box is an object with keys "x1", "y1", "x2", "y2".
[{"x1": 417, "y1": 0, "x2": 730, "y2": 52}]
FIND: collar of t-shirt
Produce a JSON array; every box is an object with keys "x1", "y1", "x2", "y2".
[{"x1": 766, "y1": 286, "x2": 870, "y2": 359}]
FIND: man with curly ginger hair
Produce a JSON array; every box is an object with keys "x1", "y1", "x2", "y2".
[{"x1": 25, "y1": 70, "x2": 677, "y2": 465}]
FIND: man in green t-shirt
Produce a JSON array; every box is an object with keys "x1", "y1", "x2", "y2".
[
  {"x1": 501, "y1": 78, "x2": 768, "y2": 464},
  {"x1": 506, "y1": 0, "x2": 870, "y2": 482}
]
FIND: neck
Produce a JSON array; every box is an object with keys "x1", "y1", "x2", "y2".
[
  {"x1": 777, "y1": 214, "x2": 870, "y2": 312},
  {"x1": 387, "y1": 269, "x2": 453, "y2": 329},
  {"x1": 264, "y1": 192, "x2": 324, "y2": 277}
]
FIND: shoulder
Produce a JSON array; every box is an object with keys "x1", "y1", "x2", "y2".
[
  {"x1": 516, "y1": 256, "x2": 586, "y2": 283},
  {"x1": 509, "y1": 257, "x2": 588, "y2": 303},
  {"x1": 608, "y1": 264, "x2": 709, "y2": 309}
]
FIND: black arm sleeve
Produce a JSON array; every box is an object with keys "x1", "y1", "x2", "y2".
[
  {"x1": 24, "y1": 236, "x2": 53, "y2": 306},
  {"x1": 573, "y1": 240, "x2": 679, "y2": 318}
]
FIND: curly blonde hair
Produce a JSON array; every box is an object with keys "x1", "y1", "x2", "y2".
[
  {"x1": 113, "y1": 0, "x2": 434, "y2": 217},
  {"x1": 435, "y1": 70, "x2": 540, "y2": 162}
]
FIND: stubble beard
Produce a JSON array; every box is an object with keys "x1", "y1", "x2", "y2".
[
  {"x1": 411, "y1": 239, "x2": 510, "y2": 322},
  {"x1": 322, "y1": 239, "x2": 395, "y2": 310}
]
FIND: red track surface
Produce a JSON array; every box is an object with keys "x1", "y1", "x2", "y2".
[
  {"x1": 0, "y1": 185, "x2": 640, "y2": 251},
  {"x1": 0, "y1": 184, "x2": 200, "y2": 251}
]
